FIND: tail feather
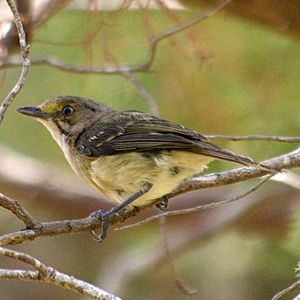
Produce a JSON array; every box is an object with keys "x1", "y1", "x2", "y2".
[{"x1": 192, "y1": 141, "x2": 277, "y2": 173}]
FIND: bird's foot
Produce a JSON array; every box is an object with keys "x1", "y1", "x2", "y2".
[
  {"x1": 90, "y1": 210, "x2": 110, "y2": 243},
  {"x1": 155, "y1": 196, "x2": 169, "y2": 211}
]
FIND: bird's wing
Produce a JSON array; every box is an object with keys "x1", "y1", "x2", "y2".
[{"x1": 76, "y1": 111, "x2": 256, "y2": 167}]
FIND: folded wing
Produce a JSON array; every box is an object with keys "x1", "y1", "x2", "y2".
[{"x1": 76, "y1": 111, "x2": 257, "y2": 167}]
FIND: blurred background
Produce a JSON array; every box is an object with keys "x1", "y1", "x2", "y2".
[{"x1": 1, "y1": 0, "x2": 300, "y2": 299}]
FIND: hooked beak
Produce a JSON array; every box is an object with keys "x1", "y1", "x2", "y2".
[{"x1": 17, "y1": 106, "x2": 49, "y2": 120}]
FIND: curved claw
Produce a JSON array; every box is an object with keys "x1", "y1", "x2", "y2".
[
  {"x1": 90, "y1": 210, "x2": 110, "y2": 243},
  {"x1": 91, "y1": 229, "x2": 102, "y2": 243}
]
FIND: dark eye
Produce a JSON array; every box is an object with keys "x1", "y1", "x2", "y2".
[{"x1": 62, "y1": 106, "x2": 74, "y2": 117}]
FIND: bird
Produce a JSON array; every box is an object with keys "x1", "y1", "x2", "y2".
[{"x1": 17, "y1": 95, "x2": 272, "y2": 242}]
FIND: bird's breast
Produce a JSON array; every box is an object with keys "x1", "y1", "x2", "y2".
[{"x1": 89, "y1": 150, "x2": 213, "y2": 207}]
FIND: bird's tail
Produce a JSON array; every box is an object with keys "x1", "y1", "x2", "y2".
[{"x1": 193, "y1": 141, "x2": 277, "y2": 173}]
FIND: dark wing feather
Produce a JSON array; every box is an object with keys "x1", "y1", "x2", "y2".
[{"x1": 76, "y1": 111, "x2": 257, "y2": 167}]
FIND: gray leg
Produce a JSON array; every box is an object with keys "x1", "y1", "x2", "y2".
[{"x1": 90, "y1": 182, "x2": 152, "y2": 243}]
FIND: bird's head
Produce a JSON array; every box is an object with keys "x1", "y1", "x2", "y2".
[{"x1": 17, "y1": 95, "x2": 114, "y2": 145}]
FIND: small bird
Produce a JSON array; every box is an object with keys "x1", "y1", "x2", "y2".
[{"x1": 17, "y1": 96, "x2": 270, "y2": 242}]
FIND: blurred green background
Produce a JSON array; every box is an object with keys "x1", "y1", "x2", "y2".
[{"x1": 1, "y1": 5, "x2": 300, "y2": 300}]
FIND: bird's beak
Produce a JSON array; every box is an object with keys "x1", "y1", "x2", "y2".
[{"x1": 17, "y1": 106, "x2": 49, "y2": 120}]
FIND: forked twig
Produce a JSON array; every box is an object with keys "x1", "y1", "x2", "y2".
[
  {"x1": 0, "y1": 0, "x2": 30, "y2": 126},
  {"x1": 0, "y1": 247, "x2": 121, "y2": 300}
]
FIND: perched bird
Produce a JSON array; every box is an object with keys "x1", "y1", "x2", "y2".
[{"x1": 17, "y1": 96, "x2": 270, "y2": 241}]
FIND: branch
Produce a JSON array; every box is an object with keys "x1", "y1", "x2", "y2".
[
  {"x1": 271, "y1": 279, "x2": 300, "y2": 300},
  {"x1": 116, "y1": 174, "x2": 273, "y2": 231},
  {"x1": 142, "y1": 0, "x2": 231, "y2": 69},
  {"x1": 101, "y1": 191, "x2": 258, "y2": 293},
  {"x1": 0, "y1": 56, "x2": 146, "y2": 74},
  {"x1": 0, "y1": 192, "x2": 37, "y2": 228},
  {"x1": 0, "y1": 247, "x2": 121, "y2": 300},
  {"x1": 0, "y1": 0, "x2": 30, "y2": 126},
  {"x1": 173, "y1": 146, "x2": 300, "y2": 194},
  {"x1": 0, "y1": 1, "x2": 229, "y2": 75},
  {"x1": 0, "y1": 146, "x2": 299, "y2": 247}
]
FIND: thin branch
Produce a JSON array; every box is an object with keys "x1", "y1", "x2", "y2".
[
  {"x1": 271, "y1": 279, "x2": 300, "y2": 300},
  {"x1": 173, "y1": 146, "x2": 300, "y2": 195},
  {"x1": 0, "y1": 269, "x2": 38, "y2": 281},
  {"x1": 141, "y1": 0, "x2": 231, "y2": 69},
  {"x1": 0, "y1": 0, "x2": 30, "y2": 126},
  {"x1": 0, "y1": 1, "x2": 230, "y2": 75},
  {"x1": 0, "y1": 146, "x2": 299, "y2": 247},
  {"x1": 0, "y1": 193, "x2": 37, "y2": 228},
  {"x1": 205, "y1": 134, "x2": 300, "y2": 143},
  {"x1": 116, "y1": 174, "x2": 272, "y2": 231},
  {"x1": 0, "y1": 56, "x2": 146, "y2": 74},
  {"x1": 0, "y1": 216, "x2": 101, "y2": 246},
  {"x1": 0, "y1": 247, "x2": 121, "y2": 300}
]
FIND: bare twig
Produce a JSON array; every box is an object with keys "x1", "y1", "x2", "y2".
[
  {"x1": 205, "y1": 134, "x2": 300, "y2": 143},
  {"x1": 0, "y1": 193, "x2": 37, "y2": 228},
  {"x1": 0, "y1": 0, "x2": 30, "y2": 126},
  {"x1": 271, "y1": 279, "x2": 300, "y2": 300},
  {"x1": 0, "y1": 216, "x2": 100, "y2": 246},
  {"x1": 0, "y1": 56, "x2": 145, "y2": 74},
  {"x1": 0, "y1": 1, "x2": 229, "y2": 76},
  {"x1": 0, "y1": 247, "x2": 121, "y2": 300},
  {"x1": 141, "y1": 0, "x2": 231, "y2": 69},
  {"x1": 116, "y1": 174, "x2": 272, "y2": 231},
  {"x1": 173, "y1": 147, "x2": 300, "y2": 194}
]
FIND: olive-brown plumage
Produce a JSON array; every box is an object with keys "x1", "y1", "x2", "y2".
[{"x1": 17, "y1": 95, "x2": 268, "y2": 241}]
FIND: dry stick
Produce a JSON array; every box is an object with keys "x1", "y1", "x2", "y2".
[
  {"x1": 0, "y1": 193, "x2": 37, "y2": 228},
  {"x1": 0, "y1": 0, "x2": 30, "y2": 126},
  {"x1": 271, "y1": 279, "x2": 300, "y2": 300},
  {"x1": 0, "y1": 0, "x2": 230, "y2": 75},
  {"x1": 0, "y1": 247, "x2": 121, "y2": 300},
  {"x1": 116, "y1": 174, "x2": 273, "y2": 231},
  {"x1": 0, "y1": 147, "x2": 299, "y2": 247},
  {"x1": 142, "y1": 0, "x2": 231, "y2": 69},
  {"x1": 205, "y1": 134, "x2": 300, "y2": 143}
]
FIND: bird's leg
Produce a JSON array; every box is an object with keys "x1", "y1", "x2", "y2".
[
  {"x1": 155, "y1": 195, "x2": 169, "y2": 211},
  {"x1": 90, "y1": 182, "x2": 152, "y2": 243}
]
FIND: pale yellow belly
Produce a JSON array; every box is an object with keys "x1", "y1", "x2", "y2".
[{"x1": 90, "y1": 150, "x2": 213, "y2": 207}]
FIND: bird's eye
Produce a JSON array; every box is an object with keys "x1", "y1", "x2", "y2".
[{"x1": 62, "y1": 106, "x2": 74, "y2": 117}]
